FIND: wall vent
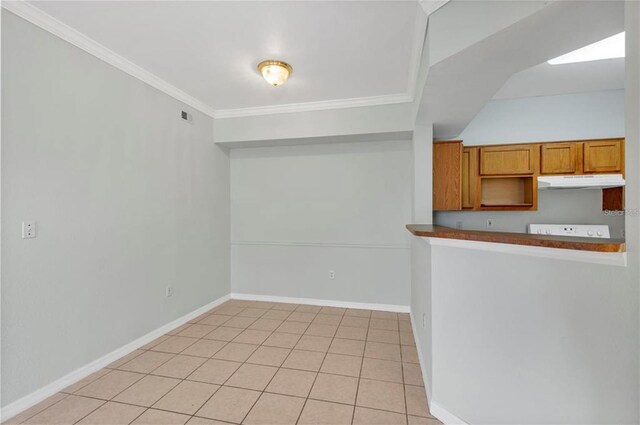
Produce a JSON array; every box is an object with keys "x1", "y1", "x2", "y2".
[{"x1": 181, "y1": 111, "x2": 193, "y2": 123}]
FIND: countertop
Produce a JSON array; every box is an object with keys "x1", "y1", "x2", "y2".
[{"x1": 406, "y1": 224, "x2": 625, "y2": 253}]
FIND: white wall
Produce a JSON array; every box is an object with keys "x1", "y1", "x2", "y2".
[
  {"x1": 230, "y1": 140, "x2": 412, "y2": 307},
  {"x1": 1, "y1": 11, "x2": 230, "y2": 407},
  {"x1": 436, "y1": 89, "x2": 626, "y2": 234}
]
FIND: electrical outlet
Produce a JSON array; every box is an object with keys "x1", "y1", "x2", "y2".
[
  {"x1": 329, "y1": 270, "x2": 335, "y2": 280},
  {"x1": 22, "y1": 221, "x2": 37, "y2": 239},
  {"x1": 166, "y1": 286, "x2": 173, "y2": 297},
  {"x1": 486, "y1": 219, "x2": 495, "y2": 229}
]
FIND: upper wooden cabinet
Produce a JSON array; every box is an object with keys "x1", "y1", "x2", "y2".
[
  {"x1": 583, "y1": 139, "x2": 624, "y2": 173},
  {"x1": 433, "y1": 141, "x2": 462, "y2": 211},
  {"x1": 461, "y1": 147, "x2": 479, "y2": 209},
  {"x1": 480, "y1": 145, "x2": 536, "y2": 175},
  {"x1": 540, "y1": 143, "x2": 578, "y2": 174}
]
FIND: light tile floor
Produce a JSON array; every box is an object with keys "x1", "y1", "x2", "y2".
[{"x1": 5, "y1": 300, "x2": 442, "y2": 425}]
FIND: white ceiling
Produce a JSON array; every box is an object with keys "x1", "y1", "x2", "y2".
[
  {"x1": 493, "y1": 58, "x2": 625, "y2": 100},
  {"x1": 25, "y1": 1, "x2": 423, "y2": 115}
]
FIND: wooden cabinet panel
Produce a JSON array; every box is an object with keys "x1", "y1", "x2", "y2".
[
  {"x1": 540, "y1": 143, "x2": 577, "y2": 174},
  {"x1": 583, "y1": 139, "x2": 623, "y2": 173},
  {"x1": 462, "y1": 147, "x2": 479, "y2": 209},
  {"x1": 480, "y1": 145, "x2": 535, "y2": 175},
  {"x1": 433, "y1": 141, "x2": 462, "y2": 211}
]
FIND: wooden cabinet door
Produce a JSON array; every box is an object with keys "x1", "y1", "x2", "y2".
[
  {"x1": 480, "y1": 145, "x2": 535, "y2": 175},
  {"x1": 433, "y1": 141, "x2": 462, "y2": 211},
  {"x1": 583, "y1": 139, "x2": 623, "y2": 173},
  {"x1": 540, "y1": 143, "x2": 577, "y2": 174},
  {"x1": 462, "y1": 147, "x2": 479, "y2": 209}
]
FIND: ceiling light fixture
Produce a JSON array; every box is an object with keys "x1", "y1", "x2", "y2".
[
  {"x1": 548, "y1": 32, "x2": 625, "y2": 65},
  {"x1": 257, "y1": 60, "x2": 293, "y2": 86}
]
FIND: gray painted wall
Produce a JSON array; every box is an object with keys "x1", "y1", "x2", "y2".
[
  {"x1": 436, "y1": 90, "x2": 625, "y2": 234},
  {"x1": 1, "y1": 12, "x2": 230, "y2": 406}
]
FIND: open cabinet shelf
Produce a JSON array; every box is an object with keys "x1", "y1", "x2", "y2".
[{"x1": 480, "y1": 176, "x2": 536, "y2": 210}]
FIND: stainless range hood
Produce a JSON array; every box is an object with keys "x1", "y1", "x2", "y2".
[{"x1": 538, "y1": 174, "x2": 625, "y2": 190}]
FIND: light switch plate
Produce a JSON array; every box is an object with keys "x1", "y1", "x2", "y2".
[{"x1": 22, "y1": 221, "x2": 36, "y2": 239}]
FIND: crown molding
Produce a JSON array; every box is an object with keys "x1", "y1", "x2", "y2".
[
  {"x1": 419, "y1": 0, "x2": 450, "y2": 16},
  {"x1": 3, "y1": 1, "x2": 417, "y2": 120}
]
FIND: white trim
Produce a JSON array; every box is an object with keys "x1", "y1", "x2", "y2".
[
  {"x1": 231, "y1": 240, "x2": 410, "y2": 250},
  {"x1": 2, "y1": 2, "x2": 416, "y2": 120},
  {"x1": 409, "y1": 311, "x2": 432, "y2": 402},
  {"x1": 419, "y1": 0, "x2": 450, "y2": 16},
  {"x1": 230, "y1": 293, "x2": 410, "y2": 313},
  {"x1": 214, "y1": 93, "x2": 412, "y2": 119},
  {"x1": 424, "y1": 237, "x2": 627, "y2": 267},
  {"x1": 430, "y1": 401, "x2": 469, "y2": 425},
  {"x1": 0, "y1": 294, "x2": 230, "y2": 423}
]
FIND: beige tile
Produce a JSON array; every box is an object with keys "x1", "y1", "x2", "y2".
[
  {"x1": 131, "y1": 408, "x2": 190, "y2": 425},
  {"x1": 265, "y1": 368, "x2": 317, "y2": 398},
  {"x1": 178, "y1": 324, "x2": 218, "y2": 338},
  {"x1": 233, "y1": 329, "x2": 271, "y2": 345},
  {"x1": 151, "y1": 336, "x2": 199, "y2": 354},
  {"x1": 399, "y1": 313, "x2": 411, "y2": 322},
  {"x1": 353, "y1": 407, "x2": 407, "y2": 425},
  {"x1": 249, "y1": 318, "x2": 283, "y2": 331},
  {"x1": 371, "y1": 311, "x2": 398, "y2": 320},
  {"x1": 319, "y1": 307, "x2": 346, "y2": 316},
  {"x1": 114, "y1": 375, "x2": 180, "y2": 407},
  {"x1": 223, "y1": 316, "x2": 257, "y2": 329},
  {"x1": 118, "y1": 351, "x2": 173, "y2": 373},
  {"x1": 247, "y1": 346, "x2": 291, "y2": 367},
  {"x1": 400, "y1": 331, "x2": 416, "y2": 346},
  {"x1": 243, "y1": 393, "x2": 305, "y2": 425},
  {"x1": 367, "y1": 329, "x2": 400, "y2": 344},
  {"x1": 186, "y1": 416, "x2": 232, "y2": 425},
  {"x1": 197, "y1": 314, "x2": 233, "y2": 327},
  {"x1": 408, "y1": 416, "x2": 442, "y2": 425},
  {"x1": 405, "y1": 385, "x2": 430, "y2": 417},
  {"x1": 140, "y1": 336, "x2": 169, "y2": 350},
  {"x1": 25, "y1": 395, "x2": 104, "y2": 424},
  {"x1": 63, "y1": 369, "x2": 110, "y2": 393},
  {"x1": 365, "y1": 341, "x2": 402, "y2": 361},
  {"x1": 225, "y1": 363, "x2": 278, "y2": 391},
  {"x1": 282, "y1": 349, "x2": 325, "y2": 372},
  {"x1": 340, "y1": 316, "x2": 369, "y2": 328},
  {"x1": 295, "y1": 305, "x2": 322, "y2": 313},
  {"x1": 320, "y1": 353, "x2": 362, "y2": 377},
  {"x1": 76, "y1": 370, "x2": 144, "y2": 400},
  {"x1": 262, "y1": 310, "x2": 292, "y2": 320},
  {"x1": 335, "y1": 326, "x2": 368, "y2": 341},
  {"x1": 401, "y1": 345, "x2": 419, "y2": 363},
  {"x1": 4, "y1": 393, "x2": 67, "y2": 425},
  {"x1": 238, "y1": 307, "x2": 269, "y2": 318},
  {"x1": 181, "y1": 339, "x2": 227, "y2": 358},
  {"x1": 295, "y1": 335, "x2": 332, "y2": 352},
  {"x1": 196, "y1": 386, "x2": 260, "y2": 423},
  {"x1": 107, "y1": 350, "x2": 145, "y2": 369},
  {"x1": 403, "y1": 363, "x2": 424, "y2": 386},
  {"x1": 188, "y1": 358, "x2": 242, "y2": 384},
  {"x1": 212, "y1": 342, "x2": 258, "y2": 362},
  {"x1": 309, "y1": 373, "x2": 358, "y2": 405},
  {"x1": 277, "y1": 321, "x2": 309, "y2": 334},
  {"x1": 399, "y1": 321, "x2": 413, "y2": 332},
  {"x1": 204, "y1": 326, "x2": 243, "y2": 341},
  {"x1": 329, "y1": 338, "x2": 365, "y2": 357},
  {"x1": 154, "y1": 380, "x2": 220, "y2": 415},
  {"x1": 304, "y1": 324, "x2": 338, "y2": 338},
  {"x1": 361, "y1": 358, "x2": 403, "y2": 383},
  {"x1": 298, "y1": 399, "x2": 353, "y2": 425},
  {"x1": 214, "y1": 305, "x2": 245, "y2": 316},
  {"x1": 370, "y1": 318, "x2": 399, "y2": 331},
  {"x1": 287, "y1": 312, "x2": 317, "y2": 323},
  {"x1": 345, "y1": 309, "x2": 371, "y2": 318},
  {"x1": 271, "y1": 303, "x2": 298, "y2": 311},
  {"x1": 77, "y1": 401, "x2": 145, "y2": 425},
  {"x1": 263, "y1": 332, "x2": 301, "y2": 349},
  {"x1": 167, "y1": 324, "x2": 191, "y2": 336},
  {"x1": 151, "y1": 355, "x2": 207, "y2": 379},
  {"x1": 312, "y1": 314, "x2": 342, "y2": 325},
  {"x1": 189, "y1": 313, "x2": 210, "y2": 324},
  {"x1": 356, "y1": 379, "x2": 406, "y2": 414}
]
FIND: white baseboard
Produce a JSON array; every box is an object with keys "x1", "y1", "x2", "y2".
[
  {"x1": 430, "y1": 401, "x2": 469, "y2": 425},
  {"x1": 0, "y1": 294, "x2": 230, "y2": 423},
  {"x1": 230, "y1": 293, "x2": 410, "y2": 313}
]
